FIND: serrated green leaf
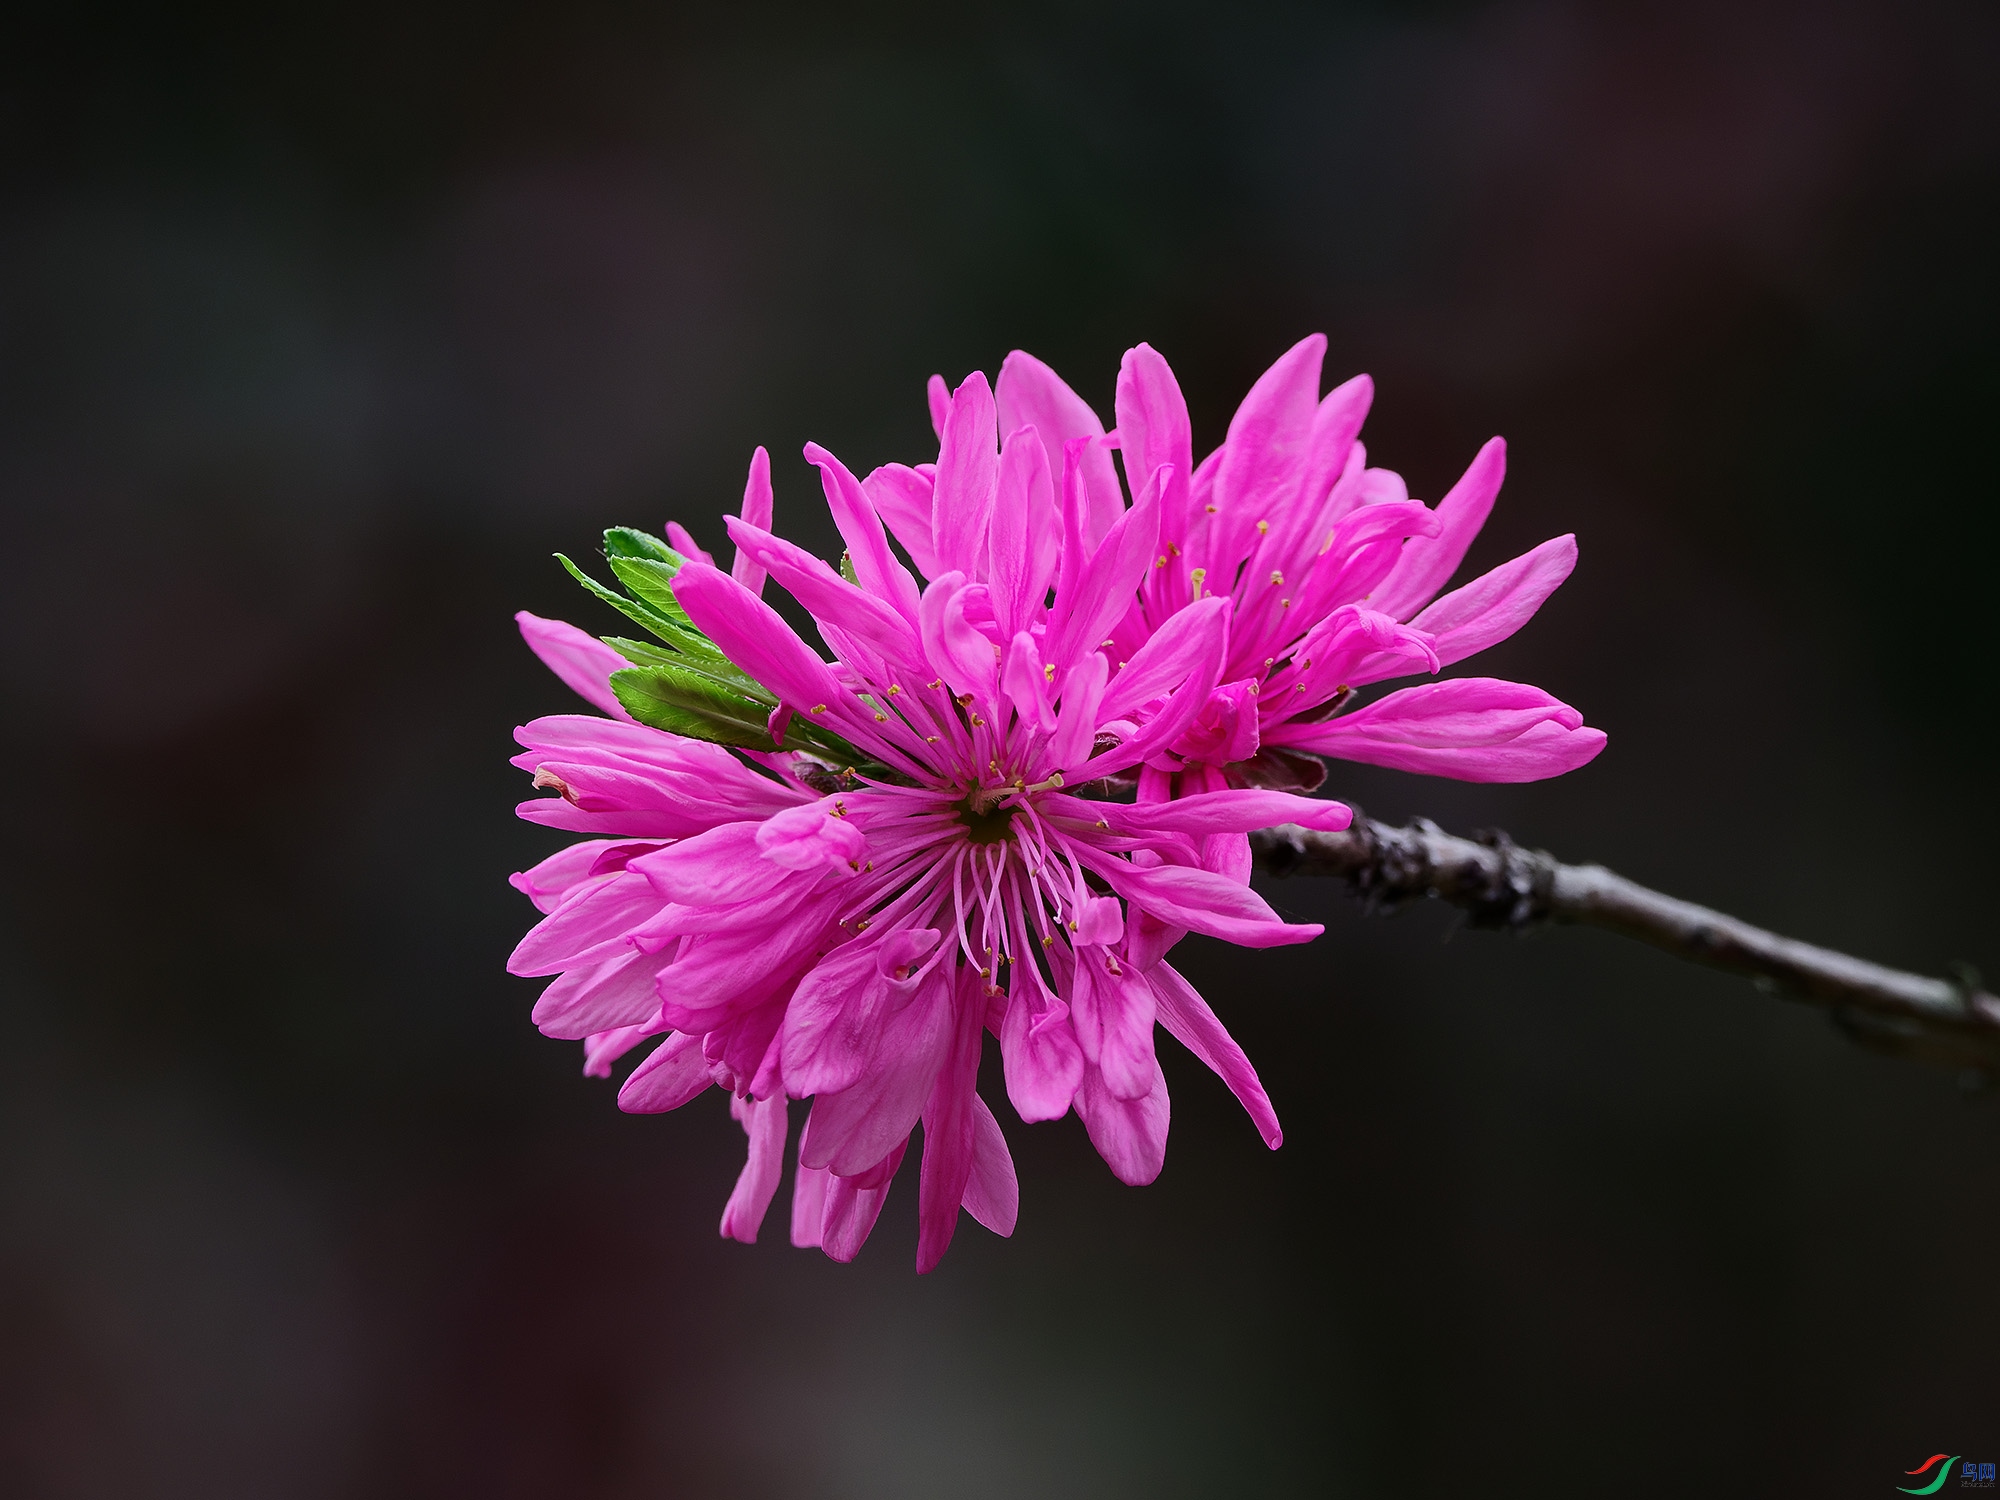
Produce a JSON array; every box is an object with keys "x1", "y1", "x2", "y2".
[
  {"x1": 604, "y1": 527, "x2": 684, "y2": 565},
  {"x1": 559, "y1": 553, "x2": 724, "y2": 658},
  {"x1": 602, "y1": 635, "x2": 681, "y2": 668},
  {"x1": 607, "y1": 555, "x2": 696, "y2": 625},
  {"x1": 603, "y1": 636, "x2": 777, "y2": 702},
  {"x1": 610, "y1": 665, "x2": 774, "y2": 748},
  {"x1": 557, "y1": 553, "x2": 682, "y2": 637}
]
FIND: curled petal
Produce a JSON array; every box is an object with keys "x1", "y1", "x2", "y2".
[{"x1": 1268, "y1": 676, "x2": 1607, "y2": 783}]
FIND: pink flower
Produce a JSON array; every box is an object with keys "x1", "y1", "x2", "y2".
[
  {"x1": 510, "y1": 395, "x2": 1348, "y2": 1268},
  {"x1": 972, "y1": 341, "x2": 1604, "y2": 817}
]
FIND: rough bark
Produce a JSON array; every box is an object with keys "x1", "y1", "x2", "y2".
[{"x1": 1252, "y1": 817, "x2": 2000, "y2": 1076}]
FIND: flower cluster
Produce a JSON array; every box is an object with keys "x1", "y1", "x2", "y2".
[{"x1": 508, "y1": 336, "x2": 1603, "y2": 1269}]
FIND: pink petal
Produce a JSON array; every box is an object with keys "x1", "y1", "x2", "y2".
[
  {"x1": 617, "y1": 1031, "x2": 713, "y2": 1113},
  {"x1": 1149, "y1": 961, "x2": 1281, "y2": 1149},
  {"x1": 933, "y1": 371, "x2": 998, "y2": 580},
  {"x1": 790, "y1": 1159, "x2": 830, "y2": 1249},
  {"x1": 916, "y1": 970, "x2": 987, "y2": 1272},
  {"x1": 997, "y1": 349, "x2": 1123, "y2": 550},
  {"x1": 755, "y1": 800, "x2": 867, "y2": 874},
  {"x1": 925, "y1": 373, "x2": 951, "y2": 443},
  {"x1": 819, "y1": 1140, "x2": 908, "y2": 1262},
  {"x1": 506, "y1": 870, "x2": 663, "y2": 976},
  {"x1": 1208, "y1": 334, "x2": 1325, "y2": 575},
  {"x1": 1367, "y1": 436, "x2": 1506, "y2": 621},
  {"x1": 724, "y1": 516, "x2": 922, "y2": 668},
  {"x1": 1001, "y1": 632, "x2": 1056, "y2": 734},
  {"x1": 532, "y1": 948, "x2": 664, "y2": 1039},
  {"x1": 515, "y1": 612, "x2": 635, "y2": 721},
  {"x1": 863, "y1": 463, "x2": 943, "y2": 581},
  {"x1": 581, "y1": 1022, "x2": 656, "y2": 1077},
  {"x1": 986, "y1": 425, "x2": 1058, "y2": 640},
  {"x1": 1074, "y1": 1058, "x2": 1170, "y2": 1186},
  {"x1": 1054, "y1": 787, "x2": 1350, "y2": 838},
  {"x1": 781, "y1": 940, "x2": 907, "y2": 1098},
  {"x1": 665, "y1": 522, "x2": 714, "y2": 567},
  {"x1": 1406, "y1": 534, "x2": 1577, "y2": 668},
  {"x1": 999, "y1": 990, "x2": 1084, "y2": 1123},
  {"x1": 719, "y1": 1092, "x2": 789, "y2": 1244},
  {"x1": 1114, "y1": 343, "x2": 1193, "y2": 544},
  {"x1": 1073, "y1": 956, "x2": 1158, "y2": 1102},
  {"x1": 731, "y1": 446, "x2": 774, "y2": 596},
  {"x1": 511, "y1": 838, "x2": 648, "y2": 914},
  {"x1": 797, "y1": 967, "x2": 955, "y2": 1176},
  {"x1": 1089, "y1": 857, "x2": 1322, "y2": 948},
  {"x1": 1268, "y1": 676, "x2": 1607, "y2": 782},
  {"x1": 804, "y1": 441, "x2": 923, "y2": 623},
  {"x1": 960, "y1": 1094, "x2": 1019, "y2": 1237}
]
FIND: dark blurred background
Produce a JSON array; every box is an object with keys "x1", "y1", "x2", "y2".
[{"x1": 3, "y1": 2, "x2": 1997, "y2": 1495}]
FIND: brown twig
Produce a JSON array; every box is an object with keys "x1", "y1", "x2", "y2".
[{"x1": 1252, "y1": 817, "x2": 2000, "y2": 1076}]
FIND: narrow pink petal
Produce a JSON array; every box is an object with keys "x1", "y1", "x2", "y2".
[
  {"x1": 665, "y1": 522, "x2": 714, "y2": 567},
  {"x1": 1149, "y1": 961, "x2": 1281, "y2": 1148},
  {"x1": 863, "y1": 463, "x2": 943, "y2": 581},
  {"x1": 1074, "y1": 1059, "x2": 1170, "y2": 1186},
  {"x1": 997, "y1": 349, "x2": 1123, "y2": 550},
  {"x1": 724, "y1": 516, "x2": 923, "y2": 667},
  {"x1": 511, "y1": 838, "x2": 647, "y2": 914},
  {"x1": 671, "y1": 562, "x2": 886, "y2": 751},
  {"x1": 719, "y1": 1092, "x2": 789, "y2": 1244},
  {"x1": 1075, "y1": 599, "x2": 1229, "y2": 779},
  {"x1": 790, "y1": 1159, "x2": 830, "y2": 1249},
  {"x1": 1208, "y1": 334, "x2": 1325, "y2": 574},
  {"x1": 1406, "y1": 534, "x2": 1576, "y2": 668},
  {"x1": 1002, "y1": 631, "x2": 1056, "y2": 734},
  {"x1": 933, "y1": 371, "x2": 998, "y2": 579},
  {"x1": 916, "y1": 971, "x2": 987, "y2": 1272},
  {"x1": 731, "y1": 446, "x2": 774, "y2": 596},
  {"x1": 987, "y1": 425, "x2": 1057, "y2": 640},
  {"x1": 1051, "y1": 788, "x2": 1350, "y2": 838},
  {"x1": 515, "y1": 612, "x2": 635, "y2": 721},
  {"x1": 819, "y1": 1140, "x2": 907, "y2": 1262},
  {"x1": 1268, "y1": 676, "x2": 1607, "y2": 782},
  {"x1": 1050, "y1": 464, "x2": 1164, "y2": 667},
  {"x1": 755, "y1": 800, "x2": 867, "y2": 874},
  {"x1": 1099, "y1": 594, "x2": 1232, "y2": 723},
  {"x1": 926, "y1": 374, "x2": 951, "y2": 444},
  {"x1": 1089, "y1": 857, "x2": 1322, "y2": 948},
  {"x1": 581, "y1": 1022, "x2": 656, "y2": 1077},
  {"x1": 616, "y1": 1031, "x2": 712, "y2": 1113},
  {"x1": 804, "y1": 441, "x2": 923, "y2": 622},
  {"x1": 960, "y1": 1094, "x2": 1019, "y2": 1236},
  {"x1": 1045, "y1": 650, "x2": 1108, "y2": 771},
  {"x1": 1114, "y1": 343, "x2": 1193, "y2": 546},
  {"x1": 506, "y1": 870, "x2": 663, "y2": 976},
  {"x1": 532, "y1": 948, "x2": 664, "y2": 1039},
  {"x1": 628, "y1": 822, "x2": 769, "y2": 905},
  {"x1": 1367, "y1": 436, "x2": 1506, "y2": 621}
]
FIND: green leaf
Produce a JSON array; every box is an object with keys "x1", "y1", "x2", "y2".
[
  {"x1": 610, "y1": 665, "x2": 775, "y2": 748},
  {"x1": 604, "y1": 527, "x2": 684, "y2": 565},
  {"x1": 607, "y1": 555, "x2": 694, "y2": 625},
  {"x1": 558, "y1": 553, "x2": 723, "y2": 659},
  {"x1": 838, "y1": 550, "x2": 858, "y2": 585}
]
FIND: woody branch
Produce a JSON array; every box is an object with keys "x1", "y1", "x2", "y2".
[{"x1": 1251, "y1": 817, "x2": 2000, "y2": 1075}]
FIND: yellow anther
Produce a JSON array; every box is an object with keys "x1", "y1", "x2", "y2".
[
  {"x1": 1269, "y1": 570, "x2": 1283, "y2": 586},
  {"x1": 1043, "y1": 662, "x2": 1056, "y2": 681},
  {"x1": 887, "y1": 684, "x2": 903, "y2": 696},
  {"x1": 1189, "y1": 567, "x2": 1207, "y2": 600},
  {"x1": 811, "y1": 703, "x2": 828, "y2": 714},
  {"x1": 1155, "y1": 555, "x2": 1168, "y2": 568},
  {"x1": 1256, "y1": 519, "x2": 1269, "y2": 535},
  {"x1": 1204, "y1": 503, "x2": 1218, "y2": 514},
  {"x1": 874, "y1": 712, "x2": 888, "y2": 722},
  {"x1": 970, "y1": 714, "x2": 985, "y2": 727}
]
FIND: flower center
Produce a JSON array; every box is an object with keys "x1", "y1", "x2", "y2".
[{"x1": 955, "y1": 796, "x2": 1016, "y2": 846}]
